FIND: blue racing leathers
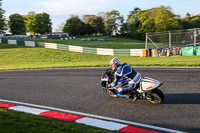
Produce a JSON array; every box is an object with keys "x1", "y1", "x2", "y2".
[{"x1": 109, "y1": 62, "x2": 141, "y2": 94}]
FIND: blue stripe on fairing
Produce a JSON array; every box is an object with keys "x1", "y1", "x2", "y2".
[{"x1": 116, "y1": 94, "x2": 129, "y2": 98}]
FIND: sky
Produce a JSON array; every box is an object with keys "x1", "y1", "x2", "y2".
[{"x1": 2, "y1": 0, "x2": 200, "y2": 31}]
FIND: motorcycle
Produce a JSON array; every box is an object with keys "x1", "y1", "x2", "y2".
[{"x1": 100, "y1": 69, "x2": 165, "y2": 104}]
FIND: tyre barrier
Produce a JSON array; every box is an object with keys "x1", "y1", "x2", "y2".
[{"x1": 151, "y1": 48, "x2": 182, "y2": 57}]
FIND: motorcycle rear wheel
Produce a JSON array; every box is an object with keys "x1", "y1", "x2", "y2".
[
  {"x1": 103, "y1": 88, "x2": 118, "y2": 98},
  {"x1": 146, "y1": 88, "x2": 164, "y2": 104}
]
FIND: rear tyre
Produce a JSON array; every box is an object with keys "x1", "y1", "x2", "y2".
[
  {"x1": 146, "y1": 88, "x2": 164, "y2": 104},
  {"x1": 103, "y1": 88, "x2": 118, "y2": 98}
]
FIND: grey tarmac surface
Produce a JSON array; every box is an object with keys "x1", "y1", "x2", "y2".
[{"x1": 0, "y1": 67, "x2": 199, "y2": 132}]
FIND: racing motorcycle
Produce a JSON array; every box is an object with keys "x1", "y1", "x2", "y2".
[{"x1": 100, "y1": 69, "x2": 165, "y2": 104}]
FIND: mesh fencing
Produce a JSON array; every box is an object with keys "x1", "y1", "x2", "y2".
[{"x1": 146, "y1": 28, "x2": 200, "y2": 49}]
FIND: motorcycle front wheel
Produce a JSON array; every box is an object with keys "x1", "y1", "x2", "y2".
[
  {"x1": 103, "y1": 88, "x2": 118, "y2": 98},
  {"x1": 146, "y1": 88, "x2": 164, "y2": 104}
]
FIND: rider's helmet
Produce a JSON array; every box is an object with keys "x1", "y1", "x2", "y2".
[{"x1": 110, "y1": 57, "x2": 120, "y2": 71}]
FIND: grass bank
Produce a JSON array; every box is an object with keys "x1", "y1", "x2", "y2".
[
  {"x1": 0, "y1": 108, "x2": 117, "y2": 133},
  {"x1": 0, "y1": 43, "x2": 200, "y2": 71}
]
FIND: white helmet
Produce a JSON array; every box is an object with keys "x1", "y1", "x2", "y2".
[{"x1": 110, "y1": 57, "x2": 120, "y2": 71}]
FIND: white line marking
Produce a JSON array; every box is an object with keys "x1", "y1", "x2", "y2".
[
  {"x1": 9, "y1": 106, "x2": 48, "y2": 115},
  {"x1": 76, "y1": 117, "x2": 127, "y2": 131},
  {"x1": 0, "y1": 99, "x2": 187, "y2": 133}
]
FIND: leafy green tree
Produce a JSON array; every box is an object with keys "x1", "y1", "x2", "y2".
[
  {"x1": 87, "y1": 16, "x2": 105, "y2": 35},
  {"x1": 8, "y1": 13, "x2": 26, "y2": 35},
  {"x1": 35, "y1": 12, "x2": 52, "y2": 34},
  {"x1": 126, "y1": 7, "x2": 141, "y2": 38},
  {"x1": 0, "y1": 0, "x2": 7, "y2": 33},
  {"x1": 136, "y1": 6, "x2": 182, "y2": 39},
  {"x1": 82, "y1": 15, "x2": 95, "y2": 23},
  {"x1": 191, "y1": 15, "x2": 200, "y2": 28},
  {"x1": 105, "y1": 10, "x2": 124, "y2": 35},
  {"x1": 127, "y1": 7, "x2": 141, "y2": 23},
  {"x1": 84, "y1": 23, "x2": 94, "y2": 36},
  {"x1": 154, "y1": 6, "x2": 182, "y2": 32},
  {"x1": 25, "y1": 11, "x2": 37, "y2": 35},
  {"x1": 137, "y1": 9, "x2": 155, "y2": 34},
  {"x1": 62, "y1": 16, "x2": 84, "y2": 36}
]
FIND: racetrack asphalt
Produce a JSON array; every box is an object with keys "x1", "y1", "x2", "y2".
[{"x1": 0, "y1": 67, "x2": 199, "y2": 133}]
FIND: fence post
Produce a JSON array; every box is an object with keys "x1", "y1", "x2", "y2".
[
  {"x1": 169, "y1": 31, "x2": 171, "y2": 48},
  {"x1": 194, "y1": 28, "x2": 197, "y2": 46},
  {"x1": 145, "y1": 33, "x2": 148, "y2": 49}
]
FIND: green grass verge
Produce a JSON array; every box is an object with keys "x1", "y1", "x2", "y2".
[
  {"x1": 0, "y1": 108, "x2": 118, "y2": 133},
  {"x1": 0, "y1": 43, "x2": 200, "y2": 71}
]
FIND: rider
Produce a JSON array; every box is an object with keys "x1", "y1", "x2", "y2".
[{"x1": 108, "y1": 57, "x2": 141, "y2": 94}]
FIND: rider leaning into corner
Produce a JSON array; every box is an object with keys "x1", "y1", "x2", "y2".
[{"x1": 108, "y1": 57, "x2": 142, "y2": 95}]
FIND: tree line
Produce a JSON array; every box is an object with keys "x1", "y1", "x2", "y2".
[
  {"x1": 0, "y1": 0, "x2": 200, "y2": 40},
  {"x1": 9, "y1": 11, "x2": 52, "y2": 36}
]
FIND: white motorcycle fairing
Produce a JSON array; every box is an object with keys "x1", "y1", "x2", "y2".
[{"x1": 138, "y1": 77, "x2": 162, "y2": 93}]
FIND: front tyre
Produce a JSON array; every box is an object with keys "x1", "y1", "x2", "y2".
[
  {"x1": 146, "y1": 88, "x2": 164, "y2": 104},
  {"x1": 103, "y1": 88, "x2": 118, "y2": 98}
]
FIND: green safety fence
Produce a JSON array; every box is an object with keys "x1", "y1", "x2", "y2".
[
  {"x1": 182, "y1": 46, "x2": 200, "y2": 56},
  {"x1": 195, "y1": 46, "x2": 200, "y2": 56}
]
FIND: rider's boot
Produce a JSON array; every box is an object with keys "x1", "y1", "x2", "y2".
[{"x1": 128, "y1": 89, "x2": 138, "y2": 102}]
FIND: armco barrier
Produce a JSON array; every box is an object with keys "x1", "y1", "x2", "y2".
[{"x1": 0, "y1": 39, "x2": 147, "y2": 57}]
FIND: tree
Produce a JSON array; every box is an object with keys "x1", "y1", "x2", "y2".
[
  {"x1": 84, "y1": 23, "x2": 94, "y2": 36},
  {"x1": 82, "y1": 15, "x2": 95, "y2": 23},
  {"x1": 105, "y1": 10, "x2": 124, "y2": 35},
  {"x1": 136, "y1": 6, "x2": 182, "y2": 39},
  {"x1": 154, "y1": 6, "x2": 182, "y2": 32},
  {"x1": 87, "y1": 16, "x2": 105, "y2": 35},
  {"x1": 0, "y1": 0, "x2": 7, "y2": 33},
  {"x1": 25, "y1": 11, "x2": 37, "y2": 35},
  {"x1": 191, "y1": 14, "x2": 200, "y2": 28},
  {"x1": 8, "y1": 13, "x2": 26, "y2": 35},
  {"x1": 62, "y1": 16, "x2": 84, "y2": 36},
  {"x1": 35, "y1": 12, "x2": 52, "y2": 34},
  {"x1": 136, "y1": 9, "x2": 155, "y2": 35},
  {"x1": 126, "y1": 7, "x2": 141, "y2": 38},
  {"x1": 127, "y1": 7, "x2": 141, "y2": 23},
  {"x1": 97, "y1": 12, "x2": 107, "y2": 21}
]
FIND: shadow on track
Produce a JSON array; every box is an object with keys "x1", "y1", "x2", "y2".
[{"x1": 164, "y1": 93, "x2": 200, "y2": 104}]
